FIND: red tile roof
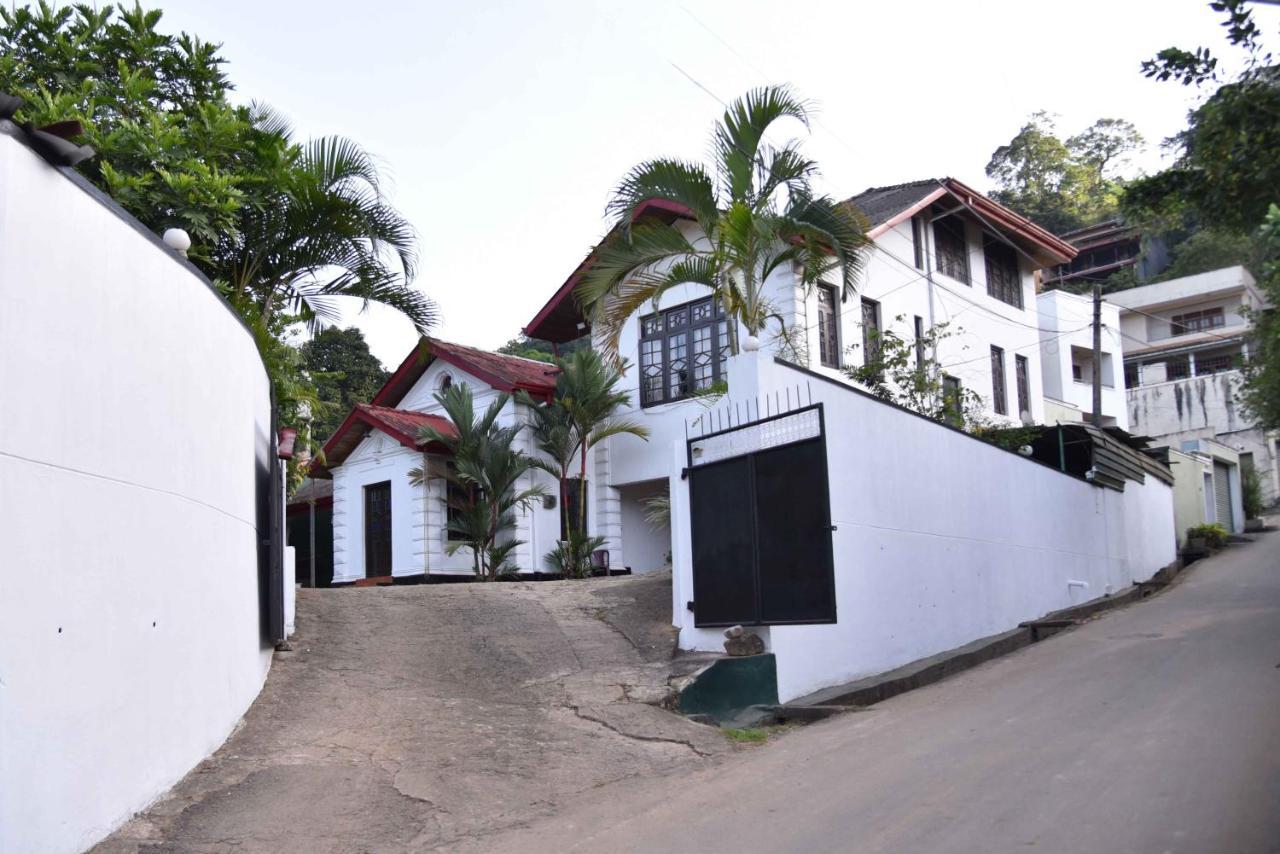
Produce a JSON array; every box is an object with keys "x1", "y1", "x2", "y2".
[
  {"x1": 371, "y1": 338, "x2": 560, "y2": 409},
  {"x1": 313, "y1": 403, "x2": 457, "y2": 477}
]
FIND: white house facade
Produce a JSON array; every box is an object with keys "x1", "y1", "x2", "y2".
[
  {"x1": 523, "y1": 178, "x2": 1179, "y2": 703},
  {"x1": 1036, "y1": 289, "x2": 1128, "y2": 429},
  {"x1": 317, "y1": 341, "x2": 565, "y2": 583}
]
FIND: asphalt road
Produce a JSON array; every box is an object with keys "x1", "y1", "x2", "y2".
[{"x1": 475, "y1": 531, "x2": 1280, "y2": 854}]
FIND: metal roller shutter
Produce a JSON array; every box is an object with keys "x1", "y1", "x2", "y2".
[{"x1": 1214, "y1": 462, "x2": 1232, "y2": 528}]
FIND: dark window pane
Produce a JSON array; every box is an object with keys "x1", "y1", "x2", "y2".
[
  {"x1": 818, "y1": 285, "x2": 839, "y2": 368},
  {"x1": 861, "y1": 298, "x2": 881, "y2": 378},
  {"x1": 991, "y1": 346, "x2": 1008, "y2": 415},
  {"x1": 668, "y1": 332, "x2": 688, "y2": 398},
  {"x1": 1015, "y1": 354, "x2": 1030, "y2": 418},
  {"x1": 984, "y1": 237, "x2": 1022, "y2": 308},
  {"x1": 934, "y1": 215, "x2": 970, "y2": 284}
]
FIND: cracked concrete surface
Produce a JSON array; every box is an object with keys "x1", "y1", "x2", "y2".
[{"x1": 94, "y1": 571, "x2": 732, "y2": 853}]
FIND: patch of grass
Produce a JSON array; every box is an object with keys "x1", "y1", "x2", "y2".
[{"x1": 722, "y1": 727, "x2": 769, "y2": 744}]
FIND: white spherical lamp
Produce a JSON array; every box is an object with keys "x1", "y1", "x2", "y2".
[
  {"x1": 163, "y1": 227, "x2": 192, "y2": 256},
  {"x1": 742, "y1": 334, "x2": 761, "y2": 352}
]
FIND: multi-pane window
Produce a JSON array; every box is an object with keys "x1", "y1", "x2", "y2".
[
  {"x1": 1171, "y1": 308, "x2": 1224, "y2": 336},
  {"x1": 1195, "y1": 352, "x2": 1238, "y2": 375},
  {"x1": 1166, "y1": 356, "x2": 1192, "y2": 380},
  {"x1": 984, "y1": 237, "x2": 1022, "y2": 308},
  {"x1": 990, "y1": 346, "x2": 1008, "y2": 415},
  {"x1": 933, "y1": 215, "x2": 970, "y2": 284},
  {"x1": 1015, "y1": 355, "x2": 1030, "y2": 419},
  {"x1": 639, "y1": 297, "x2": 728, "y2": 406},
  {"x1": 817, "y1": 285, "x2": 839, "y2": 368},
  {"x1": 861, "y1": 298, "x2": 882, "y2": 377}
]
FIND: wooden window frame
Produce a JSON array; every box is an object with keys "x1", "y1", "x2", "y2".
[
  {"x1": 639, "y1": 297, "x2": 728, "y2": 407},
  {"x1": 1015, "y1": 354, "x2": 1030, "y2": 418},
  {"x1": 861, "y1": 297, "x2": 882, "y2": 379},
  {"x1": 991, "y1": 345, "x2": 1008, "y2": 415},
  {"x1": 911, "y1": 215, "x2": 925, "y2": 270},
  {"x1": 933, "y1": 214, "x2": 970, "y2": 285},
  {"x1": 983, "y1": 236, "x2": 1023, "y2": 309},
  {"x1": 1170, "y1": 307, "x2": 1225, "y2": 336},
  {"x1": 817, "y1": 284, "x2": 840, "y2": 368}
]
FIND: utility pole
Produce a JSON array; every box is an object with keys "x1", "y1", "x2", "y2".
[{"x1": 1092, "y1": 283, "x2": 1103, "y2": 427}]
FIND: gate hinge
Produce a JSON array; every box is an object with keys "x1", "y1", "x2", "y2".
[
  {"x1": 829, "y1": 524, "x2": 838, "y2": 532},
  {"x1": 686, "y1": 600, "x2": 695, "y2": 613},
  {"x1": 681, "y1": 467, "x2": 690, "y2": 480}
]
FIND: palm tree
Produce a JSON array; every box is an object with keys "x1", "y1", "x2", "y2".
[
  {"x1": 409, "y1": 385, "x2": 545, "y2": 580},
  {"x1": 555, "y1": 348, "x2": 649, "y2": 536},
  {"x1": 520, "y1": 393, "x2": 578, "y2": 538},
  {"x1": 221, "y1": 111, "x2": 436, "y2": 335},
  {"x1": 577, "y1": 85, "x2": 869, "y2": 358}
]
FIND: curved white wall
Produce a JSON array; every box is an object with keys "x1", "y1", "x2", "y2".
[{"x1": 0, "y1": 127, "x2": 274, "y2": 853}]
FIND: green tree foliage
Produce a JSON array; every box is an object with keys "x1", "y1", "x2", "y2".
[
  {"x1": 986, "y1": 112, "x2": 1143, "y2": 234},
  {"x1": 497, "y1": 334, "x2": 590, "y2": 364},
  {"x1": 578, "y1": 85, "x2": 869, "y2": 357},
  {"x1": 1239, "y1": 205, "x2": 1280, "y2": 432},
  {"x1": 407, "y1": 385, "x2": 545, "y2": 580},
  {"x1": 0, "y1": 3, "x2": 434, "y2": 446},
  {"x1": 844, "y1": 317, "x2": 985, "y2": 426},
  {"x1": 1124, "y1": 0, "x2": 1280, "y2": 234},
  {"x1": 298, "y1": 327, "x2": 390, "y2": 441}
]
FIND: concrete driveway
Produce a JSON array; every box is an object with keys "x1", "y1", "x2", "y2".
[
  {"x1": 96, "y1": 572, "x2": 730, "y2": 853},
  {"x1": 474, "y1": 532, "x2": 1280, "y2": 854}
]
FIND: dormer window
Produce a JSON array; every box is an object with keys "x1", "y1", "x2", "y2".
[{"x1": 933, "y1": 214, "x2": 970, "y2": 284}]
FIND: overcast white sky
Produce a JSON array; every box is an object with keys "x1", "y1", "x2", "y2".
[{"x1": 150, "y1": 0, "x2": 1262, "y2": 367}]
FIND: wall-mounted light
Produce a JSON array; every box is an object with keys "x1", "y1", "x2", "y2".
[{"x1": 163, "y1": 228, "x2": 192, "y2": 257}]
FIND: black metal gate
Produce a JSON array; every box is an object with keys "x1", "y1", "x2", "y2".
[{"x1": 687, "y1": 403, "x2": 836, "y2": 627}]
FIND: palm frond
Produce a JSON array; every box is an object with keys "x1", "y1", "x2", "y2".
[
  {"x1": 604, "y1": 157, "x2": 719, "y2": 233},
  {"x1": 715, "y1": 85, "x2": 811, "y2": 202}
]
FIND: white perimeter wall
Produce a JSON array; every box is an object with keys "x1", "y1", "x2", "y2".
[
  {"x1": 0, "y1": 128, "x2": 274, "y2": 853},
  {"x1": 669, "y1": 352, "x2": 1177, "y2": 703}
]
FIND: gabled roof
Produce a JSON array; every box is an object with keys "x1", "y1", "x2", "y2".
[
  {"x1": 525, "y1": 178, "x2": 1077, "y2": 343},
  {"x1": 843, "y1": 179, "x2": 944, "y2": 229},
  {"x1": 315, "y1": 404, "x2": 457, "y2": 477},
  {"x1": 845, "y1": 177, "x2": 1077, "y2": 267},
  {"x1": 523, "y1": 199, "x2": 693, "y2": 342},
  {"x1": 372, "y1": 338, "x2": 560, "y2": 409}
]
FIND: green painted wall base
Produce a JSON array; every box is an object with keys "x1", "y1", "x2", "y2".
[{"x1": 679, "y1": 654, "x2": 778, "y2": 725}]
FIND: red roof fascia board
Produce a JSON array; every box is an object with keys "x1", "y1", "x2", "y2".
[
  {"x1": 865, "y1": 185, "x2": 949, "y2": 239},
  {"x1": 523, "y1": 198, "x2": 696, "y2": 342},
  {"x1": 370, "y1": 339, "x2": 559, "y2": 409},
  {"x1": 317, "y1": 403, "x2": 458, "y2": 474},
  {"x1": 942, "y1": 178, "x2": 1077, "y2": 265}
]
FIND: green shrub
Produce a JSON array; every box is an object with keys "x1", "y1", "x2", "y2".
[
  {"x1": 1242, "y1": 465, "x2": 1265, "y2": 519},
  {"x1": 544, "y1": 531, "x2": 607, "y2": 579},
  {"x1": 1187, "y1": 523, "x2": 1229, "y2": 548}
]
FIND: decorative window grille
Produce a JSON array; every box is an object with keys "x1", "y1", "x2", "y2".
[
  {"x1": 817, "y1": 285, "x2": 839, "y2": 368},
  {"x1": 639, "y1": 297, "x2": 728, "y2": 406},
  {"x1": 991, "y1": 346, "x2": 1008, "y2": 415},
  {"x1": 1015, "y1": 354, "x2": 1030, "y2": 418}
]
